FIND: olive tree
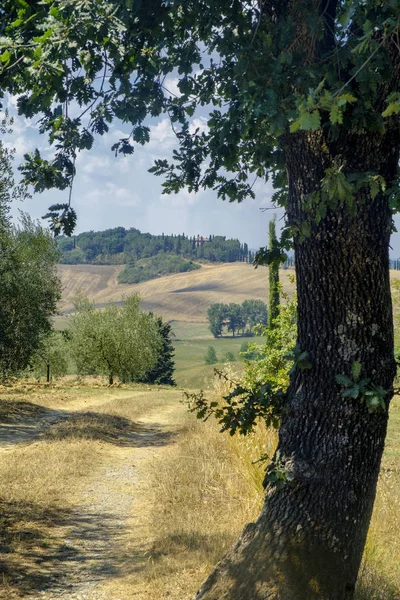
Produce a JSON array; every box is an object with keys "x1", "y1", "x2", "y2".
[{"x1": 69, "y1": 295, "x2": 160, "y2": 385}]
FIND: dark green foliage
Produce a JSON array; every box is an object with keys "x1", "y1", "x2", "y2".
[
  {"x1": 268, "y1": 218, "x2": 280, "y2": 329},
  {"x1": 242, "y1": 299, "x2": 268, "y2": 334},
  {"x1": 57, "y1": 228, "x2": 249, "y2": 265},
  {"x1": 207, "y1": 300, "x2": 268, "y2": 338},
  {"x1": 185, "y1": 370, "x2": 284, "y2": 436},
  {"x1": 239, "y1": 341, "x2": 260, "y2": 361},
  {"x1": 0, "y1": 134, "x2": 61, "y2": 378},
  {"x1": 204, "y1": 346, "x2": 218, "y2": 365},
  {"x1": 118, "y1": 253, "x2": 200, "y2": 285},
  {"x1": 0, "y1": 216, "x2": 61, "y2": 378},
  {"x1": 226, "y1": 303, "x2": 246, "y2": 338},
  {"x1": 0, "y1": 0, "x2": 398, "y2": 241},
  {"x1": 224, "y1": 351, "x2": 236, "y2": 363},
  {"x1": 207, "y1": 303, "x2": 228, "y2": 338},
  {"x1": 133, "y1": 318, "x2": 176, "y2": 386}
]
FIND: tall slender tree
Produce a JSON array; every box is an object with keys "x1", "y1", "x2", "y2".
[{"x1": 268, "y1": 217, "x2": 280, "y2": 329}]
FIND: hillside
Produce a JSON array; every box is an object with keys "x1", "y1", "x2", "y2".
[
  {"x1": 57, "y1": 262, "x2": 296, "y2": 323},
  {"x1": 57, "y1": 227, "x2": 252, "y2": 265}
]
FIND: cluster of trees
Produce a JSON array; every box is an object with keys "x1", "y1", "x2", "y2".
[
  {"x1": 118, "y1": 253, "x2": 200, "y2": 285},
  {"x1": 30, "y1": 296, "x2": 176, "y2": 386},
  {"x1": 207, "y1": 300, "x2": 268, "y2": 338},
  {"x1": 68, "y1": 295, "x2": 175, "y2": 386},
  {"x1": 58, "y1": 227, "x2": 253, "y2": 265}
]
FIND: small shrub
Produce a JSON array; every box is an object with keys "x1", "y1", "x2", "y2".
[
  {"x1": 224, "y1": 351, "x2": 236, "y2": 362},
  {"x1": 204, "y1": 346, "x2": 218, "y2": 365}
]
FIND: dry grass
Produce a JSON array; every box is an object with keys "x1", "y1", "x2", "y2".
[
  {"x1": 356, "y1": 471, "x2": 400, "y2": 599},
  {"x1": 111, "y1": 370, "x2": 277, "y2": 600},
  {"x1": 120, "y1": 375, "x2": 400, "y2": 600},
  {"x1": 0, "y1": 439, "x2": 102, "y2": 597},
  {"x1": 356, "y1": 401, "x2": 400, "y2": 598},
  {"x1": 0, "y1": 381, "x2": 398, "y2": 599},
  {"x1": 57, "y1": 263, "x2": 294, "y2": 322}
]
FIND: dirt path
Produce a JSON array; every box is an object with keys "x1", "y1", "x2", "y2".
[{"x1": 0, "y1": 387, "x2": 187, "y2": 600}]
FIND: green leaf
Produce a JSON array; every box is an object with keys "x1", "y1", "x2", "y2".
[
  {"x1": 382, "y1": 101, "x2": 400, "y2": 118},
  {"x1": 336, "y1": 374, "x2": 352, "y2": 386},
  {"x1": 329, "y1": 104, "x2": 343, "y2": 125},
  {"x1": 299, "y1": 110, "x2": 321, "y2": 131},
  {"x1": 0, "y1": 50, "x2": 11, "y2": 64},
  {"x1": 351, "y1": 361, "x2": 362, "y2": 382},
  {"x1": 289, "y1": 119, "x2": 301, "y2": 133}
]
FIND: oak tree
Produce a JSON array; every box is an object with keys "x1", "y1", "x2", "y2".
[{"x1": 1, "y1": 1, "x2": 400, "y2": 598}]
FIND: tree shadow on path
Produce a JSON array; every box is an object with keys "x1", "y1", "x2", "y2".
[
  {"x1": 0, "y1": 399, "x2": 176, "y2": 450},
  {"x1": 0, "y1": 498, "x2": 139, "y2": 599}
]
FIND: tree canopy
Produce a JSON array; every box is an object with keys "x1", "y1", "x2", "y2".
[
  {"x1": 0, "y1": 132, "x2": 61, "y2": 378},
  {"x1": 207, "y1": 300, "x2": 268, "y2": 337},
  {"x1": 57, "y1": 227, "x2": 249, "y2": 265},
  {"x1": 70, "y1": 294, "x2": 161, "y2": 385},
  {"x1": 1, "y1": 0, "x2": 399, "y2": 238}
]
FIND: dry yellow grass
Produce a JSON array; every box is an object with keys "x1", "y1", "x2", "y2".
[
  {"x1": 57, "y1": 263, "x2": 295, "y2": 322},
  {"x1": 0, "y1": 382, "x2": 398, "y2": 599},
  {"x1": 57, "y1": 264, "x2": 400, "y2": 325},
  {"x1": 0, "y1": 439, "x2": 102, "y2": 598}
]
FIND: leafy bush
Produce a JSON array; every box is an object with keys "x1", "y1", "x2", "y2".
[
  {"x1": 205, "y1": 346, "x2": 218, "y2": 365},
  {"x1": 118, "y1": 253, "x2": 200, "y2": 284}
]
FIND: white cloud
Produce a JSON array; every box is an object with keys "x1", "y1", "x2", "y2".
[
  {"x1": 4, "y1": 136, "x2": 32, "y2": 158},
  {"x1": 84, "y1": 183, "x2": 141, "y2": 208},
  {"x1": 160, "y1": 188, "x2": 204, "y2": 209},
  {"x1": 149, "y1": 118, "x2": 176, "y2": 149},
  {"x1": 81, "y1": 155, "x2": 112, "y2": 175},
  {"x1": 189, "y1": 117, "x2": 209, "y2": 136},
  {"x1": 163, "y1": 77, "x2": 181, "y2": 98}
]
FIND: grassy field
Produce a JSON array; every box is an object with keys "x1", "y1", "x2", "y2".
[
  {"x1": 169, "y1": 320, "x2": 265, "y2": 388},
  {"x1": 173, "y1": 334, "x2": 255, "y2": 388}
]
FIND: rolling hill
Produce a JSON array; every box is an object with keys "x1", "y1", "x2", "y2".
[{"x1": 57, "y1": 262, "x2": 296, "y2": 323}]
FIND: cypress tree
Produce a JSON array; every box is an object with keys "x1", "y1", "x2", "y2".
[
  {"x1": 268, "y1": 217, "x2": 280, "y2": 329},
  {"x1": 135, "y1": 317, "x2": 176, "y2": 386}
]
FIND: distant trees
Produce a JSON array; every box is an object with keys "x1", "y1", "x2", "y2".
[
  {"x1": 118, "y1": 254, "x2": 200, "y2": 285},
  {"x1": 204, "y1": 346, "x2": 218, "y2": 365},
  {"x1": 30, "y1": 331, "x2": 69, "y2": 382},
  {"x1": 57, "y1": 227, "x2": 252, "y2": 266},
  {"x1": 226, "y1": 303, "x2": 246, "y2": 338},
  {"x1": 207, "y1": 303, "x2": 228, "y2": 338},
  {"x1": 241, "y1": 300, "x2": 269, "y2": 334},
  {"x1": 207, "y1": 300, "x2": 268, "y2": 338},
  {"x1": 70, "y1": 295, "x2": 161, "y2": 385}
]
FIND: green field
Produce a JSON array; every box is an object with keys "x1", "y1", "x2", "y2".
[{"x1": 171, "y1": 320, "x2": 265, "y2": 388}]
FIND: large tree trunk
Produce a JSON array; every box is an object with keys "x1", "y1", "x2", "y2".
[{"x1": 194, "y1": 132, "x2": 398, "y2": 600}]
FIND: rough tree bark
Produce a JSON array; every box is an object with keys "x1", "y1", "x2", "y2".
[{"x1": 194, "y1": 128, "x2": 399, "y2": 599}]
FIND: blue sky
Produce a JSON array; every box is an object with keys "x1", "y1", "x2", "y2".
[{"x1": 3, "y1": 92, "x2": 400, "y2": 256}]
